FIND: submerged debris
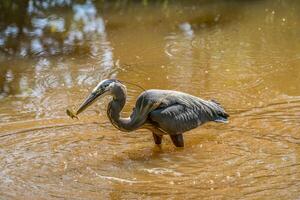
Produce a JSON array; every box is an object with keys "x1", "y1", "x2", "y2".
[{"x1": 66, "y1": 109, "x2": 78, "y2": 119}]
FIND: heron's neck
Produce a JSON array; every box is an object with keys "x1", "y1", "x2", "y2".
[{"x1": 107, "y1": 86, "x2": 134, "y2": 131}]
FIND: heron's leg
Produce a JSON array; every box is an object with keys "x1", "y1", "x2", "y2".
[
  {"x1": 170, "y1": 134, "x2": 184, "y2": 147},
  {"x1": 152, "y1": 133, "x2": 163, "y2": 145}
]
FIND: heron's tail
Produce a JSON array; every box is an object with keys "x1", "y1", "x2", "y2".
[{"x1": 210, "y1": 99, "x2": 229, "y2": 123}]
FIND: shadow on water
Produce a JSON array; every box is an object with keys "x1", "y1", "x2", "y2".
[{"x1": 0, "y1": 0, "x2": 300, "y2": 199}]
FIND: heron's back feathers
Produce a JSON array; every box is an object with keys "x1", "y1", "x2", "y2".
[{"x1": 134, "y1": 89, "x2": 229, "y2": 134}]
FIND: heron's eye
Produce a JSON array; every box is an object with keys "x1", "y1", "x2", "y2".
[{"x1": 102, "y1": 83, "x2": 110, "y2": 89}]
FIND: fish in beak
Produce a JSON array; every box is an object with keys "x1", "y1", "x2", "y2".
[
  {"x1": 66, "y1": 79, "x2": 117, "y2": 119},
  {"x1": 66, "y1": 88, "x2": 105, "y2": 119}
]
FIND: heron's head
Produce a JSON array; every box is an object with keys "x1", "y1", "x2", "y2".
[{"x1": 76, "y1": 79, "x2": 122, "y2": 115}]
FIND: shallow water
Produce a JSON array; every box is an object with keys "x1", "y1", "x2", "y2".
[{"x1": 0, "y1": 0, "x2": 300, "y2": 199}]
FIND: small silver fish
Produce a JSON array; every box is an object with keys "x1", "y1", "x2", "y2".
[{"x1": 66, "y1": 109, "x2": 78, "y2": 119}]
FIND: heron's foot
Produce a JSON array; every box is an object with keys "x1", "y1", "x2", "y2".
[
  {"x1": 170, "y1": 134, "x2": 184, "y2": 147},
  {"x1": 152, "y1": 133, "x2": 163, "y2": 145}
]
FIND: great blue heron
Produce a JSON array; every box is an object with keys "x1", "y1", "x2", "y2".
[{"x1": 73, "y1": 79, "x2": 229, "y2": 147}]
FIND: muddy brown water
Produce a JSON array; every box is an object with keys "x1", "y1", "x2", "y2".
[{"x1": 0, "y1": 0, "x2": 300, "y2": 199}]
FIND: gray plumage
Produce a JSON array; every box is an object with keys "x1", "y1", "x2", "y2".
[{"x1": 75, "y1": 79, "x2": 229, "y2": 147}]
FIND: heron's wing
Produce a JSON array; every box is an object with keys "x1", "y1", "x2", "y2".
[
  {"x1": 126, "y1": 96, "x2": 162, "y2": 130},
  {"x1": 149, "y1": 103, "x2": 197, "y2": 134},
  {"x1": 149, "y1": 97, "x2": 228, "y2": 134}
]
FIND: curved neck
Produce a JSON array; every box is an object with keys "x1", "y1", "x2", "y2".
[{"x1": 107, "y1": 85, "x2": 136, "y2": 131}]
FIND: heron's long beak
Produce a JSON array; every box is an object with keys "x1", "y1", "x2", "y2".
[{"x1": 76, "y1": 90, "x2": 105, "y2": 115}]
